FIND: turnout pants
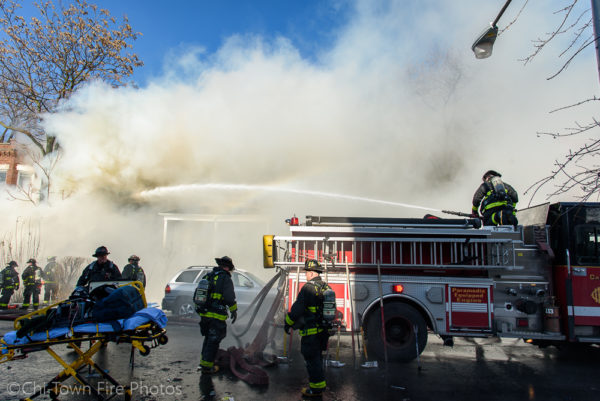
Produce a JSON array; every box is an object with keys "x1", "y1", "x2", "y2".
[
  {"x1": 483, "y1": 207, "x2": 518, "y2": 227},
  {"x1": 0, "y1": 289, "x2": 14, "y2": 308},
  {"x1": 22, "y1": 286, "x2": 40, "y2": 309},
  {"x1": 199, "y1": 317, "x2": 227, "y2": 368},
  {"x1": 44, "y1": 283, "x2": 58, "y2": 304},
  {"x1": 300, "y1": 330, "x2": 329, "y2": 391}
]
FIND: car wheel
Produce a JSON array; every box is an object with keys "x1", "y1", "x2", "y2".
[{"x1": 176, "y1": 301, "x2": 196, "y2": 317}]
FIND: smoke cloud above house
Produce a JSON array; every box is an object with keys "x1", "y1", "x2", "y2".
[{"x1": 3, "y1": 0, "x2": 597, "y2": 301}]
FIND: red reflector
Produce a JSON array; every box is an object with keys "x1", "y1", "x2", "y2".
[
  {"x1": 291, "y1": 216, "x2": 299, "y2": 226},
  {"x1": 517, "y1": 318, "x2": 528, "y2": 327},
  {"x1": 392, "y1": 284, "x2": 404, "y2": 293},
  {"x1": 165, "y1": 285, "x2": 171, "y2": 294}
]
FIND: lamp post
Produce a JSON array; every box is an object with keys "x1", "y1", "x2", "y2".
[
  {"x1": 471, "y1": 0, "x2": 513, "y2": 59},
  {"x1": 591, "y1": 0, "x2": 600, "y2": 84},
  {"x1": 473, "y1": 0, "x2": 600, "y2": 85}
]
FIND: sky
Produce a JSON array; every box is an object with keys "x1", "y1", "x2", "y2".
[
  {"x1": 100, "y1": 0, "x2": 351, "y2": 86},
  {"x1": 2, "y1": 0, "x2": 599, "y2": 301}
]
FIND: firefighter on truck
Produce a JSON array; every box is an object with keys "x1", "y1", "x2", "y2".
[{"x1": 472, "y1": 169, "x2": 518, "y2": 227}]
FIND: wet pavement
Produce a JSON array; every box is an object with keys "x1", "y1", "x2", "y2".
[{"x1": 2, "y1": 317, "x2": 600, "y2": 401}]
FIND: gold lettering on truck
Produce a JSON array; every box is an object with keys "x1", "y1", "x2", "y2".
[{"x1": 592, "y1": 287, "x2": 600, "y2": 304}]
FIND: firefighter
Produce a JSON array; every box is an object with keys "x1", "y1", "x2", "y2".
[
  {"x1": 197, "y1": 256, "x2": 238, "y2": 374},
  {"x1": 42, "y1": 256, "x2": 60, "y2": 305},
  {"x1": 21, "y1": 258, "x2": 43, "y2": 310},
  {"x1": 0, "y1": 261, "x2": 20, "y2": 309},
  {"x1": 284, "y1": 259, "x2": 332, "y2": 397},
  {"x1": 76, "y1": 246, "x2": 122, "y2": 287},
  {"x1": 121, "y1": 254, "x2": 146, "y2": 287},
  {"x1": 472, "y1": 170, "x2": 519, "y2": 227}
]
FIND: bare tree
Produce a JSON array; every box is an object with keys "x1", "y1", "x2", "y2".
[
  {"x1": 517, "y1": 0, "x2": 600, "y2": 203},
  {"x1": 0, "y1": 0, "x2": 142, "y2": 201},
  {"x1": 0, "y1": 216, "x2": 42, "y2": 303},
  {"x1": 55, "y1": 256, "x2": 89, "y2": 299}
]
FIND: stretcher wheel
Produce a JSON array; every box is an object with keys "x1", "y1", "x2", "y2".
[
  {"x1": 158, "y1": 334, "x2": 168, "y2": 345},
  {"x1": 139, "y1": 345, "x2": 151, "y2": 356}
]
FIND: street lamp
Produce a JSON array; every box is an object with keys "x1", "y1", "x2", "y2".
[{"x1": 472, "y1": 0, "x2": 513, "y2": 59}]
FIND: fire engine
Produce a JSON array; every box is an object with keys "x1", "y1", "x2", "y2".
[{"x1": 262, "y1": 202, "x2": 600, "y2": 361}]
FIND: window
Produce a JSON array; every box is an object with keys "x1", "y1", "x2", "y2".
[
  {"x1": 17, "y1": 171, "x2": 32, "y2": 189},
  {"x1": 0, "y1": 170, "x2": 6, "y2": 184},
  {"x1": 575, "y1": 224, "x2": 600, "y2": 265},
  {"x1": 175, "y1": 270, "x2": 201, "y2": 283},
  {"x1": 233, "y1": 272, "x2": 254, "y2": 288}
]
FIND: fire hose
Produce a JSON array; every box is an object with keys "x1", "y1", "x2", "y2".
[{"x1": 213, "y1": 268, "x2": 287, "y2": 385}]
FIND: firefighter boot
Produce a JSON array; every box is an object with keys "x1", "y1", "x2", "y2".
[
  {"x1": 301, "y1": 387, "x2": 323, "y2": 397},
  {"x1": 199, "y1": 365, "x2": 220, "y2": 375}
]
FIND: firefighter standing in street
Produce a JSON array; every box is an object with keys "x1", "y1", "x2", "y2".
[
  {"x1": 76, "y1": 246, "x2": 121, "y2": 287},
  {"x1": 197, "y1": 256, "x2": 238, "y2": 374},
  {"x1": 0, "y1": 261, "x2": 19, "y2": 309},
  {"x1": 121, "y1": 254, "x2": 146, "y2": 287},
  {"x1": 21, "y1": 258, "x2": 43, "y2": 310},
  {"x1": 284, "y1": 259, "x2": 333, "y2": 397},
  {"x1": 472, "y1": 170, "x2": 519, "y2": 227},
  {"x1": 42, "y1": 256, "x2": 60, "y2": 305}
]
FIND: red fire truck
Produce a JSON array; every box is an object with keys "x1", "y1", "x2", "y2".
[{"x1": 262, "y1": 202, "x2": 600, "y2": 361}]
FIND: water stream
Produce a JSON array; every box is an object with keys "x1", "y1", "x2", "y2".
[{"x1": 139, "y1": 183, "x2": 441, "y2": 212}]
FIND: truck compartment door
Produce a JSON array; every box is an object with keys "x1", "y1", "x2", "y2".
[
  {"x1": 447, "y1": 285, "x2": 493, "y2": 332},
  {"x1": 571, "y1": 266, "x2": 600, "y2": 326}
]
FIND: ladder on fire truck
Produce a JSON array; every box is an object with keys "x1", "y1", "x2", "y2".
[{"x1": 268, "y1": 216, "x2": 521, "y2": 270}]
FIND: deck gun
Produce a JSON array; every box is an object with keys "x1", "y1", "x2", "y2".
[{"x1": 442, "y1": 210, "x2": 477, "y2": 218}]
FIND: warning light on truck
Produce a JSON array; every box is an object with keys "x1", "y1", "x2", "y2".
[{"x1": 392, "y1": 284, "x2": 404, "y2": 293}]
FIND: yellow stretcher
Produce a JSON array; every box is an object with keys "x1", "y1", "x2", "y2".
[{"x1": 0, "y1": 282, "x2": 168, "y2": 401}]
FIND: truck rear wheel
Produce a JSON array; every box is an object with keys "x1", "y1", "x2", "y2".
[{"x1": 366, "y1": 303, "x2": 427, "y2": 362}]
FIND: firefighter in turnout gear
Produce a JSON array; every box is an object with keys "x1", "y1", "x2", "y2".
[
  {"x1": 122, "y1": 254, "x2": 146, "y2": 287},
  {"x1": 472, "y1": 170, "x2": 519, "y2": 227},
  {"x1": 197, "y1": 256, "x2": 238, "y2": 374},
  {"x1": 76, "y1": 246, "x2": 122, "y2": 287},
  {"x1": 42, "y1": 256, "x2": 60, "y2": 305},
  {"x1": 284, "y1": 259, "x2": 334, "y2": 397},
  {"x1": 0, "y1": 261, "x2": 19, "y2": 309},
  {"x1": 21, "y1": 258, "x2": 43, "y2": 310}
]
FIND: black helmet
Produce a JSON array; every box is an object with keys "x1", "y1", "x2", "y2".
[
  {"x1": 482, "y1": 170, "x2": 501, "y2": 181},
  {"x1": 27, "y1": 258, "x2": 36, "y2": 264},
  {"x1": 215, "y1": 256, "x2": 235, "y2": 270},
  {"x1": 304, "y1": 259, "x2": 323, "y2": 273},
  {"x1": 8, "y1": 260, "x2": 18, "y2": 267},
  {"x1": 128, "y1": 254, "x2": 140, "y2": 262},
  {"x1": 93, "y1": 246, "x2": 110, "y2": 257}
]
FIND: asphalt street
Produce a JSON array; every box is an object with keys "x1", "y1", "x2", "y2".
[{"x1": 2, "y1": 317, "x2": 600, "y2": 401}]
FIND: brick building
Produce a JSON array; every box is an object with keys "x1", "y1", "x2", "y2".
[{"x1": 0, "y1": 139, "x2": 33, "y2": 189}]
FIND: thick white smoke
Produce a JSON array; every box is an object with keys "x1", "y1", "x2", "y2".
[{"x1": 2, "y1": 0, "x2": 597, "y2": 301}]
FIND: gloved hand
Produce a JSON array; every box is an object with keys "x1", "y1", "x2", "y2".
[
  {"x1": 284, "y1": 324, "x2": 291, "y2": 334},
  {"x1": 470, "y1": 212, "x2": 480, "y2": 218},
  {"x1": 230, "y1": 310, "x2": 237, "y2": 324}
]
